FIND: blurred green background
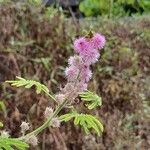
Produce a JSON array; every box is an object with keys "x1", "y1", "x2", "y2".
[{"x1": 79, "y1": 0, "x2": 150, "y2": 17}]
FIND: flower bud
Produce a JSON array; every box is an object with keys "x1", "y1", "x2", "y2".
[
  {"x1": 20, "y1": 121, "x2": 30, "y2": 134},
  {"x1": 51, "y1": 118, "x2": 60, "y2": 128},
  {"x1": 27, "y1": 135, "x2": 38, "y2": 146},
  {"x1": 44, "y1": 107, "x2": 53, "y2": 119}
]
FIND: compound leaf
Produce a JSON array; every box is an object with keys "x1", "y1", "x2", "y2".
[
  {"x1": 79, "y1": 91, "x2": 102, "y2": 109},
  {"x1": 59, "y1": 111, "x2": 103, "y2": 136},
  {"x1": 6, "y1": 76, "x2": 55, "y2": 101},
  {"x1": 0, "y1": 137, "x2": 29, "y2": 150}
]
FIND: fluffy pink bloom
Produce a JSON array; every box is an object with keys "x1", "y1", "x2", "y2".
[
  {"x1": 80, "y1": 67, "x2": 92, "y2": 82},
  {"x1": 91, "y1": 33, "x2": 106, "y2": 49},
  {"x1": 55, "y1": 94, "x2": 65, "y2": 104},
  {"x1": 74, "y1": 37, "x2": 89, "y2": 53},
  {"x1": 77, "y1": 82, "x2": 88, "y2": 92},
  {"x1": 65, "y1": 66, "x2": 79, "y2": 81},
  {"x1": 68, "y1": 55, "x2": 83, "y2": 68},
  {"x1": 81, "y1": 49, "x2": 100, "y2": 65}
]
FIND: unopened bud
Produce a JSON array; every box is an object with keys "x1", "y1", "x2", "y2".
[
  {"x1": 51, "y1": 118, "x2": 60, "y2": 128},
  {"x1": 27, "y1": 135, "x2": 38, "y2": 146},
  {"x1": 44, "y1": 107, "x2": 53, "y2": 119},
  {"x1": 20, "y1": 121, "x2": 30, "y2": 134}
]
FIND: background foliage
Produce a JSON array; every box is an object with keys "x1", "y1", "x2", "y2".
[
  {"x1": 79, "y1": 0, "x2": 150, "y2": 17},
  {"x1": 0, "y1": 2, "x2": 150, "y2": 150}
]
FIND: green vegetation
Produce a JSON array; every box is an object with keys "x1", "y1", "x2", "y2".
[
  {"x1": 80, "y1": 91, "x2": 102, "y2": 109},
  {"x1": 0, "y1": 137, "x2": 29, "y2": 150},
  {"x1": 60, "y1": 111, "x2": 103, "y2": 136},
  {"x1": 6, "y1": 76, "x2": 55, "y2": 101},
  {"x1": 79, "y1": 0, "x2": 150, "y2": 17}
]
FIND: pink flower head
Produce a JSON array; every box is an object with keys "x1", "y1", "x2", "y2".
[
  {"x1": 91, "y1": 33, "x2": 106, "y2": 49},
  {"x1": 74, "y1": 37, "x2": 89, "y2": 54},
  {"x1": 55, "y1": 94, "x2": 65, "y2": 104},
  {"x1": 81, "y1": 49, "x2": 100, "y2": 65},
  {"x1": 68, "y1": 55, "x2": 83, "y2": 68},
  {"x1": 80, "y1": 66, "x2": 92, "y2": 82},
  {"x1": 65, "y1": 66, "x2": 79, "y2": 81},
  {"x1": 77, "y1": 82, "x2": 88, "y2": 92}
]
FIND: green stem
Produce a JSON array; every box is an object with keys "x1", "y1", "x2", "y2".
[
  {"x1": 46, "y1": 91, "x2": 57, "y2": 102},
  {"x1": 19, "y1": 98, "x2": 68, "y2": 140}
]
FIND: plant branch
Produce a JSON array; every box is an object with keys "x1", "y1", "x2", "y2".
[{"x1": 19, "y1": 98, "x2": 68, "y2": 140}]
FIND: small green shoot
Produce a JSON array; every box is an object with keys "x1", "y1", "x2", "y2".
[{"x1": 79, "y1": 90, "x2": 102, "y2": 109}]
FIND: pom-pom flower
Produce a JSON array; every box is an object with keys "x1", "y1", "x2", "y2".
[
  {"x1": 91, "y1": 33, "x2": 106, "y2": 49},
  {"x1": 73, "y1": 33, "x2": 105, "y2": 65},
  {"x1": 81, "y1": 49, "x2": 100, "y2": 65},
  {"x1": 68, "y1": 55, "x2": 83, "y2": 68},
  {"x1": 80, "y1": 66, "x2": 92, "y2": 82},
  {"x1": 65, "y1": 66, "x2": 79, "y2": 81},
  {"x1": 74, "y1": 37, "x2": 89, "y2": 54}
]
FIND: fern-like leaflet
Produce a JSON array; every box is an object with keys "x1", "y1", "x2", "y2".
[
  {"x1": 79, "y1": 90, "x2": 102, "y2": 109},
  {"x1": 59, "y1": 111, "x2": 103, "y2": 136},
  {"x1": 6, "y1": 76, "x2": 55, "y2": 101},
  {"x1": 0, "y1": 137, "x2": 29, "y2": 150}
]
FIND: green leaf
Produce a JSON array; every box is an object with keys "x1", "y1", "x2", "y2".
[
  {"x1": 89, "y1": 115, "x2": 104, "y2": 132},
  {"x1": 59, "y1": 112, "x2": 103, "y2": 136},
  {"x1": 79, "y1": 91, "x2": 102, "y2": 109},
  {"x1": 0, "y1": 137, "x2": 29, "y2": 150},
  {"x1": 85, "y1": 115, "x2": 100, "y2": 135},
  {"x1": 59, "y1": 113, "x2": 75, "y2": 122},
  {"x1": 6, "y1": 76, "x2": 55, "y2": 101}
]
